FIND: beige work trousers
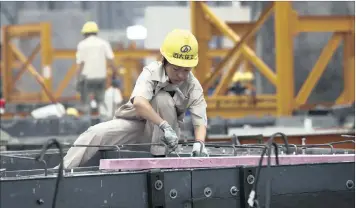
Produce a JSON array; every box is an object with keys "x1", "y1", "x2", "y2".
[{"x1": 61, "y1": 91, "x2": 180, "y2": 169}]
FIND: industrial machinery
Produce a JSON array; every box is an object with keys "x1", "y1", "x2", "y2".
[
  {"x1": 1, "y1": 2, "x2": 354, "y2": 118},
  {"x1": 0, "y1": 135, "x2": 355, "y2": 208}
]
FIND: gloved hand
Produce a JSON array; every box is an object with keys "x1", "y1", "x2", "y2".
[
  {"x1": 191, "y1": 142, "x2": 209, "y2": 157},
  {"x1": 159, "y1": 120, "x2": 179, "y2": 150}
]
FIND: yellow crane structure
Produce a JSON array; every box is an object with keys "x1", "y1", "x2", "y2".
[{"x1": 1, "y1": 2, "x2": 354, "y2": 118}]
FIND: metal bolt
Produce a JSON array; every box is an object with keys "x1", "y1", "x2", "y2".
[
  {"x1": 154, "y1": 180, "x2": 163, "y2": 190},
  {"x1": 36, "y1": 199, "x2": 44, "y2": 205},
  {"x1": 230, "y1": 186, "x2": 238, "y2": 196},
  {"x1": 247, "y1": 174, "x2": 255, "y2": 185},
  {"x1": 204, "y1": 187, "x2": 212, "y2": 198},
  {"x1": 346, "y1": 180, "x2": 354, "y2": 189},
  {"x1": 169, "y1": 189, "x2": 178, "y2": 199}
]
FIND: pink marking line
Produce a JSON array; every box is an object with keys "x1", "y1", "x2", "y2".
[{"x1": 99, "y1": 154, "x2": 355, "y2": 170}]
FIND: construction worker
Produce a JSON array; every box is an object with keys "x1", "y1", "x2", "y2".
[
  {"x1": 60, "y1": 29, "x2": 209, "y2": 169},
  {"x1": 99, "y1": 78, "x2": 123, "y2": 119},
  {"x1": 228, "y1": 70, "x2": 257, "y2": 105},
  {"x1": 228, "y1": 71, "x2": 255, "y2": 95},
  {"x1": 76, "y1": 21, "x2": 117, "y2": 114}
]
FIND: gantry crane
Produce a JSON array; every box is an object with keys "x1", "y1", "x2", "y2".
[{"x1": 1, "y1": 2, "x2": 354, "y2": 118}]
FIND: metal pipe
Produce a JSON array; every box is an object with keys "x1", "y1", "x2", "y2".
[
  {"x1": 297, "y1": 144, "x2": 335, "y2": 154},
  {"x1": 63, "y1": 143, "x2": 122, "y2": 159},
  {"x1": 0, "y1": 154, "x2": 48, "y2": 176}
]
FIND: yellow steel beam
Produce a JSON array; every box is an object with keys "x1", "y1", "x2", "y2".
[
  {"x1": 343, "y1": 32, "x2": 355, "y2": 102},
  {"x1": 201, "y1": 2, "x2": 276, "y2": 92},
  {"x1": 207, "y1": 94, "x2": 276, "y2": 105},
  {"x1": 295, "y1": 33, "x2": 343, "y2": 106},
  {"x1": 296, "y1": 16, "x2": 355, "y2": 33},
  {"x1": 335, "y1": 91, "x2": 347, "y2": 105},
  {"x1": 40, "y1": 23, "x2": 53, "y2": 102},
  {"x1": 9, "y1": 92, "x2": 42, "y2": 103},
  {"x1": 53, "y1": 49, "x2": 228, "y2": 60},
  {"x1": 55, "y1": 63, "x2": 77, "y2": 98},
  {"x1": 244, "y1": 39, "x2": 256, "y2": 73},
  {"x1": 238, "y1": 3, "x2": 277, "y2": 85},
  {"x1": 200, "y1": 2, "x2": 240, "y2": 41},
  {"x1": 200, "y1": 2, "x2": 277, "y2": 86},
  {"x1": 191, "y1": 1, "x2": 211, "y2": 82},
  {"x1": 211, "y1": 22, "x2": 255, "y2": 37},
  {"x1": 275, "y1": 2, "x2": 295, "y2": 116},
  {"x1": 207, "y1": 106, "x2": 277, "y2": 118},
  {"x1": 1, "y1": 25, "x2": 13, "y2": 101},
  {"x1": 122, "y1": 59, "x2": 137, "y2": 99},
  {"x1": 206, "y1": 95, "x2": 277, "y2": 118},
  {"x1": 6, "y1": 23, "x2": 42, "y2": 38},
  {"x1": 202, "y1": 47, "x2": 243, "y2": 92},
  {"x1": 54, "y1": 49, "x2": 159, "y2": 59},
  {"x1": 207, "y1": 49, "x2": 229, "y2": 57},
  {"x1": 11, "y1": 43, "x2": 41, "y2": 92},
  {"x1": 9, "y1": 43, "x2": 57, "y2": 103},
  {"x1": 212, "y1": 53, "x2": 244, "y2": 96}
]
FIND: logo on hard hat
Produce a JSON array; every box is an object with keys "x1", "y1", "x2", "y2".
[{"x1": 180, "y1": 45, "x2": 191, "y2": 53}]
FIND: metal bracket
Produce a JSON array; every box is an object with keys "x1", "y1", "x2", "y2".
[
  {"x1": 240, "y1": 167, "x2": 257, "y2": 208},
  {"x1": 147, "y1": 169, "x2": 166, "y2": 208}
]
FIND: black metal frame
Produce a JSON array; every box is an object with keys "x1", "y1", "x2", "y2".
[{"x1": 1, "y1": 162, "x2": 354, "y2": 208}]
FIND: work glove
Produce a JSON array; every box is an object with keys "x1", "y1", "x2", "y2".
[
  {"x1": 191, "y1": 142, "x2": 209, "y2": 157},
  {"x1": 159, "y1": 120, "x2": 179, "y2": 150}
]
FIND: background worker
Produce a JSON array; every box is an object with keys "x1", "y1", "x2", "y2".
[
  {"x1": 99, "y1": 78, "x2": 123, "y2": 119},
  {"x1": 228, "y1": 70, "x2": 255, "y2": 95},
  {"x1": 59, "y1": 29, "x2": 209, "y2": 169},
  {"x1": 76, "y1": 21, "x2": 117, "y2": 114},
  {"x1": 228, "y1": 70, "x2": 257, "y2": 105}
]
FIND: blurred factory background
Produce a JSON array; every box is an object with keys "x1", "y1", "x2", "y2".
[{"x1": 0, "y1": 1, "x2": 354, "y2": 148}]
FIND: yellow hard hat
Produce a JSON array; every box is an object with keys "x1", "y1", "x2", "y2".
[
  {"x1": 232, "y1": 71, "x2": 255, "y2": 82},
  {"x1": 66, "y1": 108, "x2": 79, "y2": 117},
  {"x1": 160, "y1": 29, "x2": 199, "y2": 68},
  {"x1": 119, "y1": 67, "x2": 127, "y2": 75},
  {"x1": 81, "y1": 21, "x2": 99, "y2": 34}
]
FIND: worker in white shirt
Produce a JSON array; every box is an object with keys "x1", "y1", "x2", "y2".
[
  {"x1": 76, "y1": 21, "x2": 117, "y2": 114},
  {"x1": 99, "y1": 79, "x2": 123, "y2": 119}
]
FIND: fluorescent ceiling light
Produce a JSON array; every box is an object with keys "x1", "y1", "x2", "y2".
[{"x1": 126, "y1": 25, "x2": 147, "y2": 40}]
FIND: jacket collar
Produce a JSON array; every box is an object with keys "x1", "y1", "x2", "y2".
[{"x1": 151, "y1": 62, "x2": 169, "y2": 83}]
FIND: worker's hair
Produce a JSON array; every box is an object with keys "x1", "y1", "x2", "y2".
[
  {"x1": 112, "y1": 79, "x2": 120, "y2": 88},
  {"x1": 84, "y1": 33, "x2": 97, "y2": 37},
  {"x1": 161, "y1": 57, "x2": 169, "y2": 66}
]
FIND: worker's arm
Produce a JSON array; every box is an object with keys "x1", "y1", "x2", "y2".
[
  {"x1": 194, "y1": 125, "x2": 207, "y2": 142},
  {"x1": 75, "y1": 44, "x2": 84, "y2": 76},
  {"x1": 188, "y1": 85, "x2": 209, "y2": 156},
  {"x1": 130, "y1": 68, "x2": 178, "y2": 149},
  {"x1": 107, "y1": 59, "x2": 117, "y2": 74},
  {"x1": 134, "y1": 96, "x2": 178, "y2": 149},
  {"x1": 188, "y1": 89, "x2": 208, "y2": 142},
  {"x1": 76, "y1": 63, "x2": 84, "y2": 77},
  {"x1": 132, "y1": 96, "x2": 164, "y2": 126},
  {"x1": 129, "y1": 69, "x2": 164, "y2": 126},
  {"x1": 104, "y1": 42, "x2": 118, "y2": 74}
]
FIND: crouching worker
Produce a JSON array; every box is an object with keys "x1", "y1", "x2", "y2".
[{"x1": 59, "y1": 29, "x2": 209, "y2": 169}]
